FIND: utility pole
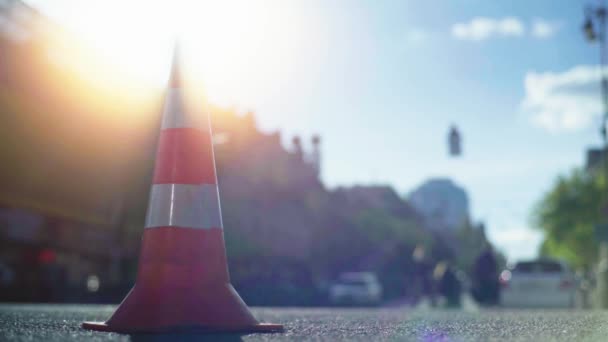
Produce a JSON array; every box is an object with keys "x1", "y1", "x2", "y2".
[{"x1": 583, "y1": 2, "x2": 608, "y2": 308}]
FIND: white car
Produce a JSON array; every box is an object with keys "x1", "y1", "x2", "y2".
[
  {"x1": 499, "y1": 259, "x2": 576, "y2": 308},
  {"x1": 329, "y1": 272, "x2": 383, "y2": 306}
]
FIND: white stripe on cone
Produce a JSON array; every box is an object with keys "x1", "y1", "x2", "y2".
[
  {"x1": 162, "y1": 89, "x2": 211, "y2": 132},
  {"x1": 145, "y1": 183, "x2": 223, "y2": 229}
]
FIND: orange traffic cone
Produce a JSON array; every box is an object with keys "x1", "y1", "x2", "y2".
[{"x1": 82, "y1": 48, "x2": 283, "y2": 334}]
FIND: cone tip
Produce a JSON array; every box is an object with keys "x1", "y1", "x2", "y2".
[{"x1": 169, "y1": 42, "x2": 181, "y2": 88}]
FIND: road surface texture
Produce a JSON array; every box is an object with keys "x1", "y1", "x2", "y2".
[{"x1": 1, "y1": 304, "x2": 608, "y2": 341}]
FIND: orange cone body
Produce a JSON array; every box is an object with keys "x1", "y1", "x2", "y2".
[{"x1": 82, "y1": 50, "x2": 283, "y2": 334}]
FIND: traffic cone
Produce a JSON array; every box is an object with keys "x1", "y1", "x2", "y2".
[{"x1": 82, "y1": 48, "x2": 283, "y2": 334}]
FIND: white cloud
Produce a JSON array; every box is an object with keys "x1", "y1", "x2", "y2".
[
  {"x1": 452, "y1": 17, "x2": 561, "y2": 41},
  {"x1": 531, "y1": 19, "x2": 561, "y2": 39},
  {"x1": 522, "y1": 65, "x2": 604, "y2": 132},
  {"x1": 451, "y1": 17, "x2": 525, "y2": 41}
]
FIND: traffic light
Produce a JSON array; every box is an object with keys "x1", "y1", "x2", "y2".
[{"x1": 448, "y1": 125, "x2": 461, "y2": 157}]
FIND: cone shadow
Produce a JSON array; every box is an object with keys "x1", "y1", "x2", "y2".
[{"x1": 129, "y1": 332, "x2": 243, "y2": 342}]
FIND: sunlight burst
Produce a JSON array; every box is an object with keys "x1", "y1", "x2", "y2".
[{"x1": 41, "y1": 0, "x2": 306, "y2": 106}]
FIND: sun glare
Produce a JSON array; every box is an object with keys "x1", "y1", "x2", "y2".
[{"x1": 39, "y1": 0, "x2": 307, "y2": 106}]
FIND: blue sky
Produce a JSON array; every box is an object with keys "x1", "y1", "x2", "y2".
[{"x1": 29, "y1": 0, "x2": 604, "y2": 261}]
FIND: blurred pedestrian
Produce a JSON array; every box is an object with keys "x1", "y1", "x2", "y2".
[
  {"x1": 411, "y1": 245, "x2": 435, "y2": 306},
  {"x1": 433, "y1": 261, "x2": 462, "y2": 308},
  {"x1": 472, "y1": 243, "x2": 500, "y2": 306}
]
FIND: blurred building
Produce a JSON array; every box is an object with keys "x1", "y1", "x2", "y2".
[
  {"x1": 212, "y1": 109, "x2": 324, "y2": 260},
  {"x1": 408, "y1": 178, "x2": 470, "y2": 231},
  {"x1": 0, "y1": 0, "x2": 144, "y2": 302}
]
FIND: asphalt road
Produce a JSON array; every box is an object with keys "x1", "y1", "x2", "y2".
[{"x1": 2, "y1": 304, "x2": 608, "y2": 341}]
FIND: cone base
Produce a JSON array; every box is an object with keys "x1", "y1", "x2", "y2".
[{"x1": 82, "y1": 321, "x2": 284, "y2": 334}]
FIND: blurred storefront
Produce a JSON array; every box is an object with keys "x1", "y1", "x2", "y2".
[{"x1": 0, "y1": 206, "x2": 139, "y2": 302}]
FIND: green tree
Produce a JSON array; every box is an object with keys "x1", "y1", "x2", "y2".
[{"x1": 533, "y1": 168, "x2": 606, "y2": 269}]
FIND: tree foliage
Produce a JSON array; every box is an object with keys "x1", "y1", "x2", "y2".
[{"x1": 533, "y1": 168, "x2": 607, "y2": 268}]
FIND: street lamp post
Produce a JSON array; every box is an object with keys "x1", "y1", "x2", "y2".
[{"x1": 583, "y1": 3, "x2": 608, "y2": 309}]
